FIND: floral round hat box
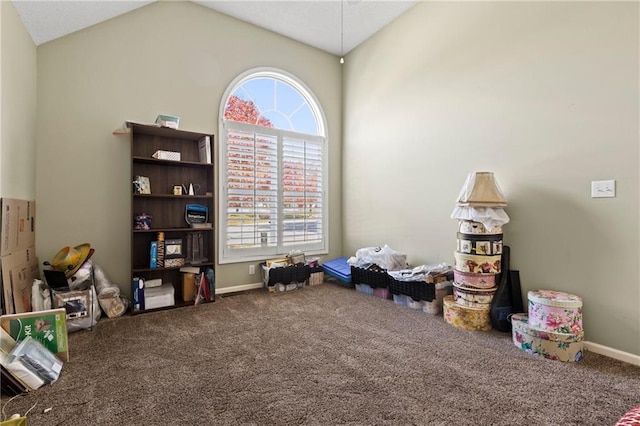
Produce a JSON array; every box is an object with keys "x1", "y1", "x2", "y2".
[
  {"x1": 453, "y1": 251, "x2": 501, "y2": 274},
  {"x1": 443, "y1": 295, "x2": 492, "y2": 331},
  {"x1": 511, "y1": 313, "x2": 584, "y2": 362},
  {"x1": 453, "y1": 269, "x2": 497, "y2": 289},
  {"x1": 527, "y1": 290, "x2": 583, "y2": 334}
]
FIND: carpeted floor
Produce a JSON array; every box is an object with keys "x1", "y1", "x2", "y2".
[{"x1": 1, "y1": 282, "x2": 639, "y2": 425}]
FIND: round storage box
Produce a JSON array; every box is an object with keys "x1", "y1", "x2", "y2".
[
  {"x1": 443, "y1": 295, "x2": 492, "y2": 331},
  {"x1": 453, "y1": 282, "x2": 497, "y2": 308},
  {"x1": 458, "y1": 220, "x2": 502, "y2": 235},
  {"x1": 615, "y1": 405, "x2": 640, "y2": 426},
  {"x1": 456, "y1": 232, "x2": 503, "y2": 256},
  {"x1": 511, "y1": 313, "x2": 584, "y2": 362},
  {"x1": 453, "y1": 269, "x2": 498, "y2": 289},
  {"x1": 453, "y1": 252, "x2": 501, "y2": 274},
  {"x1": 527, "y1": 290, "x2": 583, "y2": 334}
]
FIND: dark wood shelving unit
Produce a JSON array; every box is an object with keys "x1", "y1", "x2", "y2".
[{"x1": 129, "y1": 122, "x2": 215, "y2": 314}]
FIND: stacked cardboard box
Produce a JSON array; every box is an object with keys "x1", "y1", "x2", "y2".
[{"x1": 0, "y1": 198, "x2": 37, "y2": 314}]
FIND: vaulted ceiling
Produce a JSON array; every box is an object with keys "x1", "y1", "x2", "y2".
[{"x1": 11, "y1": 0, "x2": 418, "y2": 56}]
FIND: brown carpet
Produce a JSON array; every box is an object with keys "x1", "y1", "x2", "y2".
[{"x1": 1, "y1": 283, "x2": 639, "y2": 425}]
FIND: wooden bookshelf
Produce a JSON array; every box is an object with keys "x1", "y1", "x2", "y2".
[{"x1": 128, "y1": 123, "x2": 215, "y2": 313}]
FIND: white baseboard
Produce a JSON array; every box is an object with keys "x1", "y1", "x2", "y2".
[
  {"x1": 215, "y1": 282, "x2": 263, "y2": 295},
  {"x1": 584, "y1": 341, "x2": 640, "y2": 366}
]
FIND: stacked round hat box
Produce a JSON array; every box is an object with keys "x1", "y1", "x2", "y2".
[
  {"x1": 511, "y1": 290, "x2": 584, "y2": 362},
  {"x1": 445, "y1": 172, "x2": 510, "y2": 331}
]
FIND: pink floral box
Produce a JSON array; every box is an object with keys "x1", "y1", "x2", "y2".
[
  {"x1": 527, "y1": 290, "x2": 583, "y2": 334},
  {"x1": 453, "y1": 269, "x2": 498, "y2": 289},
  {"x1": 511, "y1": 313, "x2": 584, "y2": 362}
]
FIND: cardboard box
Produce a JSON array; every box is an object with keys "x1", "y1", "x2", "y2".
[
  {"x1": 0, "y1": 308, "x2": 69, "y2": 362},
  {"x1": 145, "y1": 278, "x2": 162, "y2": 288},
  {"x1": 1, "y1": 247, "x2": 39, "y2": 314},
  {"x1": 266, "y1": 257, "x2": 289, "y2": 268},
  {"x1": 144, "y1": 283, "x2": 175, "y2": 310},
  {"x1": 1, "y1": 199, "x2": 36, "y2": 257},
  {"x1": 182, "y1": 273, "x2": 195, "y2": 302}
]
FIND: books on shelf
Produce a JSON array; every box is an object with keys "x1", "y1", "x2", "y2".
[
  {"x1": 198, "y1": 136, "x2": 211, "y2": 164},
  {"x1": 150, "y1": 241, "x2": 158, "y2": 268},
  {"x1": 133, "y1": 277, "x2": 145, "y2": 312},
  {"x1": 193, "y1": 268, "x2": 215, "y2": 305}
]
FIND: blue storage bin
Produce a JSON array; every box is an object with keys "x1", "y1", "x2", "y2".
[{"x1": 322, "y1": 257, "x2": 353, "y2": 288}]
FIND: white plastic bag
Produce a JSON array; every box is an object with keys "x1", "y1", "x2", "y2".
[
  {"x1": 93, "y1": 264, "x2": 128, "y2": 318},
  {"x1": 348, "y1": 245, "x2": 408, "y2": 271},
  {"x1": 450, "y1": 206, "x2": 510, "y2": 230}
]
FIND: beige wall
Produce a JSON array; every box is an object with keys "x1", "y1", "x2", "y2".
[
  {"x1": 343, "y1": 2, "x2": 639, "y2": 355},
  {"x1": 35, "y1": 1, "x2": 342, "y2": 295},
  {"x1": 0, "y1": 1, "x2": 37, "y2": 199},
  {"x1": 5, "y1": 0, "x2": 638, "y2": 356}
]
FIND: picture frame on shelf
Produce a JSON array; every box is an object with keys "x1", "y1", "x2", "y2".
[
  {"x1": 165, "y1": 239, "x2": 184, "y2": 258},
  {"x1": 134, "y1": 176, "x2": 151, "y2": 194}
]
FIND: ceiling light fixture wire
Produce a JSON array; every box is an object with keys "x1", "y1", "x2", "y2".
[{"x1": 340, "y1": 0, "x2": 344, "y2": 64}]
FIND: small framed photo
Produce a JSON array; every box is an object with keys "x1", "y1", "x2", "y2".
[
  {"x1": 134, "y1": 176, "x2": 151, "y2": 194},
  {"x1": 165, "y1": 239, "x2": 183, "y2": 258},
  {"x1": 173, "y1": 185, "x2": 183, "y2": 195}
]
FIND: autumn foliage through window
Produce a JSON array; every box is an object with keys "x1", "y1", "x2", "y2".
[{"x1": 224, "y1": 95, "x2": 273, "y2": 127}]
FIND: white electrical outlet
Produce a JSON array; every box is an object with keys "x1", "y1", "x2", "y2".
[
  {"x1": 591, "y1": 180, "x2": 616, "y2": 198},
  {"x1": 249, "y1": 264, "x2": 255, "y2": 274}
]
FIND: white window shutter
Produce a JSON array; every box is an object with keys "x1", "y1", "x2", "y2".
[
  {"x1": 282, "y1": 136, "x2": 323, "y2": 247},
  {"x1": 225, "y1": 127, "x2": 278, "y2": 251}
]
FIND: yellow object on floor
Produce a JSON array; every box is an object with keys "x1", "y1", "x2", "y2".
[{"x1": 0, "y1": 415, "x2": 27, "y2": 426}]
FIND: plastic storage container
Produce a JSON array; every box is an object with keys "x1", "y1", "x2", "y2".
[
  {"x1": 355, "y1": 283, "x2": 374, "y2": 295},
  {"x1": 351, "y1": 266, "x2": 390, "y2": 289},
  {"x1": 261, "y1": 263, "x2": 310, "y2": 292},
  {"x1": 322, "y1": 257, "x2": 353, "y2": 288}
]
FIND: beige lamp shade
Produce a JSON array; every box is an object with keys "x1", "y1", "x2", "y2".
[{"x1": 456, "y1": 172, "x2": 507, "y2": 207}]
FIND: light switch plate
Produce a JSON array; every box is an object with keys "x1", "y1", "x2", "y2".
[{"x1": 591, "y1": 180, "x2": 616, "y2": 198}]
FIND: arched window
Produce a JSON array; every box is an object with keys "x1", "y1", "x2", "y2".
[{"x1": 219, "y1": 68, "x2": 327, "y2": 263}]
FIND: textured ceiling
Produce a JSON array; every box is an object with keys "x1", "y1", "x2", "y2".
[{"x1": 11, "y1": 0, "x2": 418, "y2": 56}]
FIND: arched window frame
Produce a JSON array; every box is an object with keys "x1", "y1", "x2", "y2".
[{"x1": 218, "y1": 67, "x2": 328, "y2": 264}]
